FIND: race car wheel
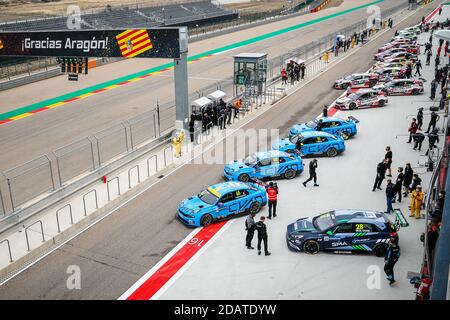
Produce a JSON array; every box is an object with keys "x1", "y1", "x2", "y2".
[
  {"x1": 341, "y1": 131, "x2": 350, "y2": 140},
  {"x1": 238, "y1": 173, "x2": 250, "y2": 182},
  {"x1": 283, "y1": 168, "x2": 296, "y2": 180},
  {"x1": 342, "y1": 83, "x2": 349, "y2": 89},
  {"x1": 412, "y1": 89, "x2": 420, "y2": 95},
  {"x1": 349, "y1": 102, "x2": 357, "y2": 110},
  {"x1": 326, "y1": 148, "x2": 338, "y2": 157},
  {"x1": 378, "y1": 100, "x2": 385, "y2": 107},
  {"x1": 200, "y1": 214, "x2": 213, "y2": 227},
  {"x1": 303, "y1": 240, "x2": 320, "y2": 254},
  {"x1": 249, "y1": 202, "x2": 262, "y2": 214},
  {"x1": 369, "y1": 79, "x2": 377, "y2": 87},
  {"x1": 373, "y1": 243, "x2": 388, "y2": 257}
]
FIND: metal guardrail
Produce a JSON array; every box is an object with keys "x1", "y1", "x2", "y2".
[
  {"x1": 24, "y1": 220, "x2": 45, "y2": 251},
  {"x1": 82, "y1": 189, "x2": 98, "y2": 216},
  {"x1": 55, "y1": 204, "x2": 74, "y2": 233},
  {"x1": 107, "y1": 177, "x2": 121, "y2": 201},
  {"x1": 0, "y1": 239, "x2": 13, "y2": 263},
  {"x1": 128, "y1": 165, "x2": 141, "y2": 189}
]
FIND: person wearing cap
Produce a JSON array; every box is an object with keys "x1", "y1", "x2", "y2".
[
  {"x1": 255, "y1": 216, "x2": 270, "y2": 256},
  {"x1": 384, "y1": 236, "x2": 401, "y2": 285},
  {"x1": 410, "y1": 185, "x2": 424, "y2": 219}
]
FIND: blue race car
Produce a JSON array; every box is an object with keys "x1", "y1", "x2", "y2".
[
  {"x1": 289, "y1": 116, "x2": 359, "y2": 140},
  {"x1": 177, "y1": 181, "x2": 267, "y2": 227},
  {"x1": 223, "y1": 150, "x2": 304, "y2": 182},
  {"x1": 286, "y1": 209, "x2": 409, "y2": 257},
  {"x1": 272, "y1": 131, "x2": 345, "y2": 157}
]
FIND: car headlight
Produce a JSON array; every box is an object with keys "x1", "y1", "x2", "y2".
[{"x1": 292, "y1": 235, "x2": 304, "y2": 240}]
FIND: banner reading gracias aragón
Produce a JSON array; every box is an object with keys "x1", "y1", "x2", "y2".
[{"x1": 0, "y1": 28, "x2": 181, "y2": 59}]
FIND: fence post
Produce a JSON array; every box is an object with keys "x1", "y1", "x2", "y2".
[
  {"x1": 83, "y1": 189, "x2": 98, "y2": 216},
  {"x1": 25, "y1": 220, "x2": 45, "y2": 251},
  {"x1": 55, "y1": 204, "x2": 73, "y2": 233},
  {"x1": 44, "y1": 154, "x2": 56, "y2": 191},
  {"x1": 6, "y1": 178, "x2": 15, "y2": 213}
]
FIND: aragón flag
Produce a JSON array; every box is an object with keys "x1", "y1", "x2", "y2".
[{"x1": 116, "y1": 29, "x2": 153, "y2": 58}]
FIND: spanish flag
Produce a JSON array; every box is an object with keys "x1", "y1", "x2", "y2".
[
  {"x1": 0, "y1": 39, "x2": 4, "y2": 50},
  {"x1": 116, "y1": 29, "x2": 153, "y2": 58}
]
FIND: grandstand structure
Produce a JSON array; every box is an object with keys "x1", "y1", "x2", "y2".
[{"x1": 0, "y1": 1, "x2": 237, "y2": 31}]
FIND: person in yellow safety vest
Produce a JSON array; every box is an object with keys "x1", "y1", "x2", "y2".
[
  {"x1": 323, "y1": 51, "x2": 329, "y2": 64},
  {"x1": 172, "y1": 130, "x2": 185, "y2": 158},
  {"x1": 410, "y1": 185, "x2": 424, "y2": 219},
  {"x1": 351, "y1": 36, "x2": 356, "y2": 49}
]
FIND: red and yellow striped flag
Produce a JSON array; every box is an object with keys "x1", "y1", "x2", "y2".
[
  {"x1": 0, "y1": 39, "x2": 4, "y2": 50},
  {"x1": 116, "y1": 29, "x2": 153, "y2": 58}
]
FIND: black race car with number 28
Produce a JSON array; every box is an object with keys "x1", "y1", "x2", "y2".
[{"x1": 286, "y1": 209, "x2": 409, "y2": 257}]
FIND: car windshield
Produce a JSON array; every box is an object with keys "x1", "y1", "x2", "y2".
[
  {"x1": 198, "y1": 189, "x2": 219, "y2": 205},
  {"x1": 344, "y1": 75, "x2": 353, "y2": 80},
  {"x1": 306, "y1": 120, "x2": 317, "y2": 128},
  {"x1": 347, "y1": 93, "x2": 360, "y2": 100},
  {"x1": 313, "y1": 211, "x2": 337, "y2": 232},
  {"x1": 243, "y1": 154, "x2": 258, "y2": 166},
  {"x1": 289, "y1": 134, "x2": 304, "y2": 144}
]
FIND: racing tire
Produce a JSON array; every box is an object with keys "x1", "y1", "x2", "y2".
[
  {"x1": 341, "y1": 131, "x2": 350, "y2": 140},
  {"x1": 378, "y1": 100, "x2": 386, "y2": 107},
  {"x1": 283, "y1": 168, "x2": 297, "y2": 180},
  {"x1": 200, "y1": 214, "x2": 213, "y2": 227},
  {"x1": 238, "y1": 173, "x2": 250, "y2": 182},
  {"x1": 249, "y1": 202, "x2": 262, "y2": 214},
  {"x1": 412, "y1": 89, "x2": 420, "y2": 95},
  {"x1": 349, "y1": 102, "x2": 357, "y2": 110},
  {"x1": 372, "y1": 243, "x2": 388, "y2": 257},
  {"x1": 303, "y1": 240, "x2": 320, "y2": 254},
  {"x1": 326, "y1": 148, "x2": 338, "y2": 157},
  {"x1": 342, "y1": 83, "x2": 349, "y2": 89}
]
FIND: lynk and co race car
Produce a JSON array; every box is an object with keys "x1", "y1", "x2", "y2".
[
  {"x1": 288, "y1": 116, "x2": 358, "y2": 140},
  {"x1": 177, "y1": 181, "x2": 267, "y2": 227},
  {"x1": 286, "y1": 209, "x2": 409, "y2": 257},
  {"x1": 333, "y1": 73, "x2": 379, "y2": 89},
  {"x1": 373, "y1": 79, "x2": 424, "y2": 96},
  {"x1": 334, "y1": 89, "x2": 388, "y2": 110},
  {"x1": 223, "y1": 150, "x2": 304, "y2": 182},
  {"x1": 272, "y1": 131, "x2": 346, "y2": 157}
]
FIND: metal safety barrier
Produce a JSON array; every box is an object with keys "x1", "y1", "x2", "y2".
[
  {"x1": 163, "y1": 145, "x2": 174, "y2": 167},
  {"x1": 147, "y1": 155, "x2": 158, "y2": 177},
  {"x1": 128, "y1": 165, "x2": 141, "y2": 189},
  {"x1": 82, "y1": 189, "x2": 98, "y2": 216},
  {"x1": 25, "y1": 220, "x2": 45, "y2": 251},
  {"x1": 55, "y1": 204, "x2": 74, "y2": 233},
  {"x1": 0, "y1": 239, "x2": 13, "y2": 263},
  {"x1": 107, "y1": 177, "x2": 121, "y2": 201}
]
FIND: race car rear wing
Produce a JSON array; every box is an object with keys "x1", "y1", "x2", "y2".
[
  {"x1": 347, "y1": 116, "x2": 360, "y2": 123},
  {"x1": 393, "y1": 208, "x2": 410, "y2": 230}
]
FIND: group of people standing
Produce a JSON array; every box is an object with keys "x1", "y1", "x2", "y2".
[{"x1": 281, "y1": 61, "x2": 306, "y2": 85}]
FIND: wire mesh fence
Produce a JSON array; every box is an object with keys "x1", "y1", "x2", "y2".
[
  {"x1": 54, "y1": 138, "x2": 96, "y2": 186},
  {"x1": 94, "y1": 123, "x2": 129, "y2": 166}
]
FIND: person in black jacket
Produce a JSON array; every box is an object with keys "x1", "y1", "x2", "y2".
[
  {"x1": 410, "y1": 174, "x2": 422, "y2": 192},
  {"x1": 417, "y1": 108, "x2": 424, "y2": 130},
  {"x1": 385, "y1": 180, "x2": 396, "y2": 214},
  {"x1": 393, "y1": 167, "x2": 404, "y2": 203},
  {"x1": 255, "y1": 216, "x2": 270, "y2": 256},
  {"x1": 426, "y1": 128, "x2": 440, "y2": 155},
  {"x1": 384, "y1": 237, "x2": 401, "y2": 285},
  {"x1": 426, "y1": 111, "x2": 440, "y2": 133},
  {"x1": 245, "y1": 213, "x2": 256, "y2": 250},
  {"x1": 373, "y1": 159, "x2": 388, "y2": 191},
  {"x1": 385, "y1": 146, "x2": 393, "y2": 177},
  {"x1": 403, "y1": 163, "x2": 413, "y2": 197},
  {"x1": 303, "y1": 159, "x2": 319, "y2": 187},
  {"x1": 413, "y1": 130, "x2": 425, "y2": 150}
]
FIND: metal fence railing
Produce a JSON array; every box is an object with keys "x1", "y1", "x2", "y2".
[{"x1": 0, "y1": 1, "x2": 410, "y2": 219}]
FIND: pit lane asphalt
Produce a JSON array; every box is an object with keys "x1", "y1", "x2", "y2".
[{"x1": 0, "y1": 2, "x2": 435, "y2": 299}]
